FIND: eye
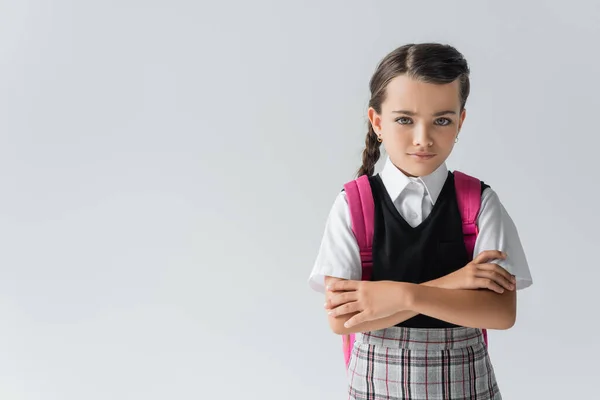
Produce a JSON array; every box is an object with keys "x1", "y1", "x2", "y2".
[
  {"x1": 434, "y1": 118, "x2": 452, "y2": 126},
  {"x1": 395, "y1": 117, "x2": 413, "y2": 125}
]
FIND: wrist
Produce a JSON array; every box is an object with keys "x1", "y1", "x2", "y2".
[
  {"x1": 402, "y1": 282, "x2": 420, "y2": 311},
  {"x1": 423, "y1": 276, "x2": 449, "y2": 289}
]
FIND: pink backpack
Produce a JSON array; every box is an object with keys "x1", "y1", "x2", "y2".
[{"x1": 341, "y1": 171, "x2": 487, "y2": 370}]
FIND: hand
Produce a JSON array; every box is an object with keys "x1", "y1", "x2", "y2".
[
  {"x1": 439, "y1": 250, "x2": 516, "y2": 293},
  {"x1": 324, "y1": 280, "x2": 414, "y2": 328}
]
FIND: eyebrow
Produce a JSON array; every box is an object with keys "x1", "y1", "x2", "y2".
[{"x1": 392, "y1": 110, "x2": 457, "y2": 116}]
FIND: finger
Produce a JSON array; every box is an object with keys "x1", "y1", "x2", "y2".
[
  {"x1": 477, "y1": 263, "x2": 516, "y2": 284},
  {"x1": 328, "y1": 301, "x2": 361, "y2": 318},
  {"x1": 344, "y1": 311, "x2": 369, "y2": 329},
  {"x1": 475, "y1": 269, "x2": 515, "y2": 291},
  {"x1": 475, "y1": 277, "x2": 505, "y2": 294},
  {"x1": 473, "y1": 250, "x2": 507, "y2": 265},
  {"x1": 325, "y1": 291, "x2": 359, "y2": 309},
  {"x1": 473, "y1": 250, "x2": 506, "y2": 264},
  {"x1": 327, "y1": 280, "x2": 359, "y2": 292}
]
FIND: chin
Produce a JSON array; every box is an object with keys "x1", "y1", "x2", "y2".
[
  {"x1": 390, "y1": 155, "x2": 444, "y2": 177},
  {"x1": 401, "y1": 163, "x2": 440, "y2": 177}
]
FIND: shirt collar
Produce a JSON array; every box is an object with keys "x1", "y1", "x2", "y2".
[{"x1": 379, "y1": 156, "x2": 448, "y2": 205}]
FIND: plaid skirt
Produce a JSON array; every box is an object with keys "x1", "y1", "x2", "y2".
[{"x1": 347, "y1": 327, "x2": 501, "y2": 400}]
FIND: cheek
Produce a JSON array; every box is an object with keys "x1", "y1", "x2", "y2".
[
  {"x1": 384, "y1": 129, "x2": 410, "y2": 147},
  {"x1": 438, "y1": 127, "x2": 457, "y2": 141},
  {"x1": 387, "y1": 123, "x2": 409, "y2": 137},
  {"x1": 438, "y1": 134, "x2": 456, "y2": 152},
  {"x1": 382, "y1": 132, "x2": 408, "y2": 154}
]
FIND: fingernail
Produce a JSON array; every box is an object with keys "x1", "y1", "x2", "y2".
[{"x1": 344, "y1": 322, "x2": 350, "y2": 328}]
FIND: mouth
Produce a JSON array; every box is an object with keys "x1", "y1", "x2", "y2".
[{"x1": 408, "y1": 152, "x2": 436, "y2": 160}]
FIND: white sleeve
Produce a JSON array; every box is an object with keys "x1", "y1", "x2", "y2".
[
  {"x1": 307, "y1": 191, "x2": 362, "y2": 294},
  {"x1": 474, "y1": 187, "x2": 533, "y2": 290}
]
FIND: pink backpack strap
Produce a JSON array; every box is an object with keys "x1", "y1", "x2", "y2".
[
  {"x1": 454, "y1": 170, "x2": 488, "y2": 346},
  {"x1": 341, "y1": 175, "x2": 375, "y2": 369},
  {"x1": 453, "y1": 171, "x2": 481, "y2": 260},
  {"x1": 343, "y1": 175, "x2": 375, "y2": 279}
]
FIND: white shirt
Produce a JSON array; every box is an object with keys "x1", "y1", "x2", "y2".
[{"x1": 308, "y1": 157, "x2": 533, "y2": 293}]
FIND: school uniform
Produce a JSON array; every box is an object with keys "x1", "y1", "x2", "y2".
[{"x1": 309, "y1": 157, "x2": 533, "y2": 399}]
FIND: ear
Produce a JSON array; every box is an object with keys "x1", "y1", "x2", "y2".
[
  {"x1": 458, "y1": 108, "x2": 467, "y2": 131},
  {"x1": 367, "y1": 107, "x2": 382, "y2": 134}
]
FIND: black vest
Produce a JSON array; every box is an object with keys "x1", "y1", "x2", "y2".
[{"x1": 369, "y1": 171, "x2": 490, "y2": 328}]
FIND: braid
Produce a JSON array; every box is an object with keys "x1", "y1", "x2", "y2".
[{"x1": 357, "y1": 124, "x2": 381, "y2": 177}]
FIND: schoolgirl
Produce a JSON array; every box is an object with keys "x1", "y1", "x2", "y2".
[{"x1": 308, "y1": 43, "x2": 533, "y2": 399}]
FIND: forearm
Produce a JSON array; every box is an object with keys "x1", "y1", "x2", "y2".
[
  {"x1": 329, "y1": 278, "x2": 445, "y2": 335},
  {"x1": 330, "y1": 309, "x2": 415, "y2": 335},
  {"x1": 409, "y1": 284, "x2": 516, "y2": 330}
]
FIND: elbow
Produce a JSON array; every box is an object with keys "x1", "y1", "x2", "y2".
[
  {"x1": 485, "y1": 315, "x2": 514, "y2": 330},
  {"x1": 494, "y1": 307, "x2": 517, "y2": 330},
  {"x1": 493, "y1": 290, "x2": 517, "y2": 330},
  {"x1": 331, "y1": 326, "x2": 347, "y2": 335},
  {"x1": 493, "y1": 317, "x2": 515, "y2": 330},
  {"x1": 329, "y1": 316, "x2": 350, "y2": 335},
  {"x1": 503, "y1": 309, "x2": 517, "y2": 330}
]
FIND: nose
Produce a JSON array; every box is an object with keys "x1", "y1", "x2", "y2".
[{"x1": 412, "y1": 123, "x2": 433, "y2": 147}]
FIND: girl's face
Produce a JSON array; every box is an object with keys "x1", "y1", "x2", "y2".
[{"x1": 368, "y1": 74, "x2": 466, "y2": 177}]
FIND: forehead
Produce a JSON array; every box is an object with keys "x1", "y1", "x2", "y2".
[{"x1": 381, "y1": 74, "x2": 461, "y2": 113}]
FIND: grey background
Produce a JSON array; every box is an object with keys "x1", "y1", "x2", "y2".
[{"x1": 1, "y1": 0, "x2": 598, "y2": 398}]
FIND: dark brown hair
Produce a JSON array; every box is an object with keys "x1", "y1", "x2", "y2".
[{"x1": 357, "y1": 43, "x2": 471, "y2": 177}]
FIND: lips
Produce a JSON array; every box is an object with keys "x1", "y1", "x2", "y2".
[
  {"x1": 410, "y1": 152, "x2": 435, "y2": 157},
  {"x1": 408, "y1": 152, "x2": 436, "y2": 158}
]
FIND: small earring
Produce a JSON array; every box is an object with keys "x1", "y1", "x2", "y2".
[
  {"x1": 455, "y1": 136, "x2": 459, "y2": 143},
  {"x1": 377, "y1": 135, "x2": 382, "y2": 143}
]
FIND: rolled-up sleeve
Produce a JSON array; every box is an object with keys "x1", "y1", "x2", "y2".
[
  {"x1": 474, "y1": 188, "x2": 533, "y2": 290},
  {"x1": 308, "y1": 191, "x2": 362, "y2": 294}
]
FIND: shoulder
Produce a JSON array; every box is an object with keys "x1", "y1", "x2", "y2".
[
  {"x1": 450, "y1": 170, "x2": 492, "y2": 204},
  {"x1": 334, "y1": 189, "x2": 349, "y2": 210},
  {"x1": 480, "y1": 186, "x2": 501, "y2": 211},
  {"x1": 324, "y1": 189, "x2": 351, "y2": 226},
  {"x1": 451, "y1": 170, "x2": 493, "y2": 195},
  {"x1": 342, "y1": 174, "x2": 378, "y2": 189},
  {"x1": 330, "y1": 174, "x2": 380, "y2": 228},
  {"x1": 449, "y1": 171, "x2": 510, "y2": 221},
  {"x1": 477, "y1": 184, "x2": 509, "y2": 224}
]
